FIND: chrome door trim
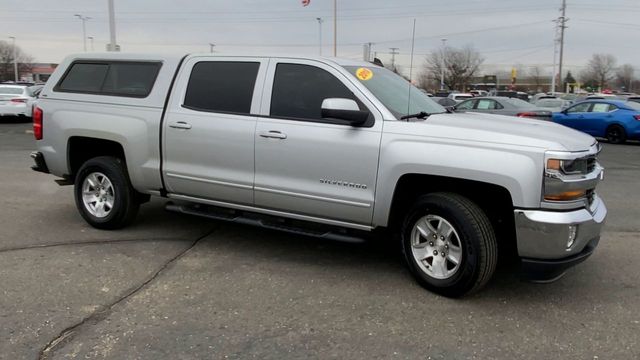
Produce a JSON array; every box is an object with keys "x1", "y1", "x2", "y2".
[
  {"x1": 166, "y1": 172, "x2": 252, "y2": 190},
  {"x1": 167, "y1": 193, "x2": 373, "y2": 231},
  {"x1": 254, "y1": 186, "x2": 371, "y2": 208}
]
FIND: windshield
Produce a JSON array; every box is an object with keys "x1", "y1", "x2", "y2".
[
  {"x1": 537, "y1": 99, "x2": 564, "y2": 107},
  {"x1": 0, "y1": 87, "x2": 24, "y2": 95},
  {"x1": 503, "y1": 97, "x2": 538, "y2": 109},
  {"x1": 626, "y1": 101, "x2": 640, "y2": 111},
  {"x1": 343, "y1": 65, "x2": 445, "y2": 119}
]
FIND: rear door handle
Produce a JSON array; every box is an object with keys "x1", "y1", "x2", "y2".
[
  {"x1": 259, "y1": 130, "x2": 287, "y2": 139},
  {"x1": 168, "y1": 121, "x2": 192, "y2": 130}
]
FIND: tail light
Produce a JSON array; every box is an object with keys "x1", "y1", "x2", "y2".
[
  {"x1": 33, "y1": 107, "x2": 43, "y2": 140},
  {"x1": 517, "y1": 112, "x2": 539, "y2": 118},
  {"x1": 10, "y1": 98, "x2": 27, "y2": 103},
  {"x1": 634, "y1": 115, "x2": 640, "y2": 121}
]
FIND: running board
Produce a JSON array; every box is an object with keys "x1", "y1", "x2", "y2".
[{"x1": 165, "y1": 202, "x2": 367, "y2": 244}]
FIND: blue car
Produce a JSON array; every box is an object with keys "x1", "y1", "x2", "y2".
[{"x1": 552, "y1": 99, "x2": 640, "y2": 144}]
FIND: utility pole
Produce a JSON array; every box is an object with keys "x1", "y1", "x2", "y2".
[
  {"x1": 389, "y1": 47, "x2": 399, "y2": 71},
  {"x1": 551, "y1": 21, "x2": 559, "y2": 93},
  {"x1": 74, "y1": 14, "x2": 91, "y2": 52},
  {"x1": 87, "y1": 36, "x2": 95, "y2": 51},
  {"x1": 333, "y1": 0, "x2": 337, "y2": 56},
  {"x1": 107, "y1": 0, "x2": 118, "y2": 51},
  {"x1": 363, "y1": 42, "x2": 373, "y2": 62},
  {"x1": 9, "y1": 36, "x2": 18, "y2": 82},
  {"x1": 440, "y1": 38, "x2": 447, "y2": 90},
  {"x1": 316, "y1": 17, "x2": 323, "y2": 56},
  {"x1": 209, "y1": 43, "x2": 215, "y2": 53},
  {"x1": 557, "y1": 0, "x2": 568, "y2": 93}
]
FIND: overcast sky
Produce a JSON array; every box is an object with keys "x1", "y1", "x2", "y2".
[{"x1": 1, "y1": 0, "x2": 639, "y2": 77}]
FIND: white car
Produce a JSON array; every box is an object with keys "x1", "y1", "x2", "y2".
[
  {"x1": 447, "y1": 93, "x2": 474, "y2": 103},
  {"x1": 0, "y1": 84, "x2": 36, "y2": 118}
]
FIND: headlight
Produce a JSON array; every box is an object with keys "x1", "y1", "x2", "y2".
[
  {"x1": 543, "y1": 148, "x2": 602, "y2": 208},
  {"x1": 546, "y1": 158, "x2": 592, "y2": 176}
]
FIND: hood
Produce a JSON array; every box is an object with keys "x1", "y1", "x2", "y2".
[{"x1": 393, "y1": 112, "x2": 596, "y2": 152}]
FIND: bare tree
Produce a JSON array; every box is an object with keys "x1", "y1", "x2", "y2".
[
  {"x1": 0, "y1": 40, "x2": 34, "y2": 82},
  {"x1": 424, "y1": 45, "x2": 484, "y2": 91},
  {"x1": 528, "y1": 66, "x2": 545, "y2": 92},
  {"x1": 615, "y1": 64, "x2": 635, "y2": 91},
  {"x1": 581, "y1": 53, "x2": 617, "y2": 89}
]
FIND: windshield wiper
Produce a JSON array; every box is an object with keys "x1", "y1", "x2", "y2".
[{"x1": 400, "y1": 111, "x2": 431, "y2": 121}]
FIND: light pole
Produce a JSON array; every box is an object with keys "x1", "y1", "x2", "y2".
[
  {"x1": 9, "y1": 36, "x2": 18, "y2": 82},
  {"x1": 87, "y1": 36, "x2": 95, "y2": 51},
  {"x1": 316, "y1": 17, "x2": 323, "y2": 56},
  {"x1": 209, "y1": 43, "x2": 215, "y2": 53},
  {"x1": 333, "y1": 0, "x2": 337, "y2": 56},
  {"x1": 107, "y1": 0, "x2": 118, "y2": 51},
  {"x1": 440, "y1": 38, "x2": 447, "y2": 90},
  {"x1": 74, "y1": 14, "x2": 91, "y2": 52}
]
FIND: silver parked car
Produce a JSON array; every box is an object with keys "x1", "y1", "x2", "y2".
[
  {"x1": 454, "y1": 96, "x2": 552, "y2": 120},
  {"x1": 0, "y1": 84, "x2": 37, "y2": 118},
  {"x1": 533, "y1": 98, "x2": 572, "y2": 112}
]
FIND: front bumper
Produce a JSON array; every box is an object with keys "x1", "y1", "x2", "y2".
[{"x1": 514, "y1": 195, "x2": 606, "y2": 281}]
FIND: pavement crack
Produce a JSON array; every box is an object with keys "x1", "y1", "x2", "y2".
[
  {"x1": 36, "y1": 225, "x2": 218, "y2": 360},
  {"x1": 0, "y1": 228, "x2": 215, "y2": 254}
]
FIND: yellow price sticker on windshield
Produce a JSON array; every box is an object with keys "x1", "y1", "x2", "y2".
[{"x1": 356, "y1": 67, "x2": 373, "y2": 81}]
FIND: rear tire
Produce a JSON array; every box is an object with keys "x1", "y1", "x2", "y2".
[
  {"x1": 74, "y1": 156, "x2": 139, "y2": 229},
  {"x1": 401, "y1": 192, "x2": 497, "y2": 297},
  {"x1": 606, "y1": 125, "x2": 626, "y2": 144}
]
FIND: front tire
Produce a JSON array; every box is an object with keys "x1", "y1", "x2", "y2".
[
  {"x1": 74, "y1": 156, "x2": 139, "y2": 229},
  {"x1": 401, "y1": 193, "x2": 497, "y2": 297}
]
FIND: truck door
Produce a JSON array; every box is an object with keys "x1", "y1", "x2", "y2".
[
  {"x1": 254, "y1": 60, "x2": 383, "y2": 226},
  {"x1": 162, "y1": 56, "x2": 268, "y2": 205}
]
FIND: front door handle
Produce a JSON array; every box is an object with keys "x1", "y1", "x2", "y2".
[
  {"x1": 169, "y1": 121, "x2": 192, "y2": 130},
  {"x1": 259, "y1": 130, "x2": 287, "y2": 139}
]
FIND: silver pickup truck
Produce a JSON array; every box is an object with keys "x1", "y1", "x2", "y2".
[{"x1": 31, "y1": 53, "x2": 606, "y2": 297}]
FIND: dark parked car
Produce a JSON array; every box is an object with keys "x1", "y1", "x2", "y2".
[
  {"x1": 453, "y1": 96, "x2": 551, "y2": 120},
  {"x1": 552, "y1": 99, "x2": 640, "y2": 144}
]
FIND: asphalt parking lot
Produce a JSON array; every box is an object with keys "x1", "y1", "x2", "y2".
[{"x1": 1, "y1": 119, "x2": 639, "y2": 359}]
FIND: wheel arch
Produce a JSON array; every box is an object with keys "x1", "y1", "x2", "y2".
[
  {"x1": 385, "y1": 173, "x2": 518, "y2": 258},
  {"x1": 67, "y1": 136, "x2": 126, "y2": 180}
]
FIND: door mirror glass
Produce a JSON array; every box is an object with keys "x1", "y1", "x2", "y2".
[{"x1": 321, "y1": 98, "x2": 369, "y2": 126}]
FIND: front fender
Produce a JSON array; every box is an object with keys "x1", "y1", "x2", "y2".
[{"x1": 372, "y1": 135, "x2": 545, "y2": 227}]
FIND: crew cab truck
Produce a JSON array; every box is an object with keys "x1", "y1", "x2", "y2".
[{"x1": 31, "y1": 53, "x2": 607, "y2": 297}]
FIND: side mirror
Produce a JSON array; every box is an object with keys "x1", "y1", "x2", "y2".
[{"x1": 321, "y1": 98, "x2": 369, "y2": 126}]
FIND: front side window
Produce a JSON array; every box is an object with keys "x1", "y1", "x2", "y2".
[
  {"x1": 590, "y1": 103, "x2": 614, "y2": 113},
  {"x1": 476, "y1": 99, "x2": 498, "y2": 110},
  {"x1": 567, "y1": 103, "x2": 591, "y2": 113},
  {"x1": 455, "y1": 99, "x2": 475, "y2": 110},
  {"x1": 183, "y1": 61, "x2": 259, "y2": 114},
  {"x1": 270, "y1": 63, "x2": 360, "y2": 121}
]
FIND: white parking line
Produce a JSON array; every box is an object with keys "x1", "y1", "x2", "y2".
[{"x1": 25, "y1": 130, "x2": 33, "y2": 134}]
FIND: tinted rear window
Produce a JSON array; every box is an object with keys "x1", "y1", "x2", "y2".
[
  {"x1": 56, "y1": 61, "x2": 161, "y2": 97},
  {"x1": 102, "y1": 63, "x2": 161, "y2": 96},
  {"x1": 183, "y1": 61, "x2": 260, "y2": 114}
]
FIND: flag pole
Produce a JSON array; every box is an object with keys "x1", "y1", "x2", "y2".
[{"x1": 333, "y1": 0, "x2": 337, "y2": 56}]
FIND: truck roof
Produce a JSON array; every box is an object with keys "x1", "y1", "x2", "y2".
[{"x1": 62, "y1": 52, "x2": 377, "y2": 67}]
